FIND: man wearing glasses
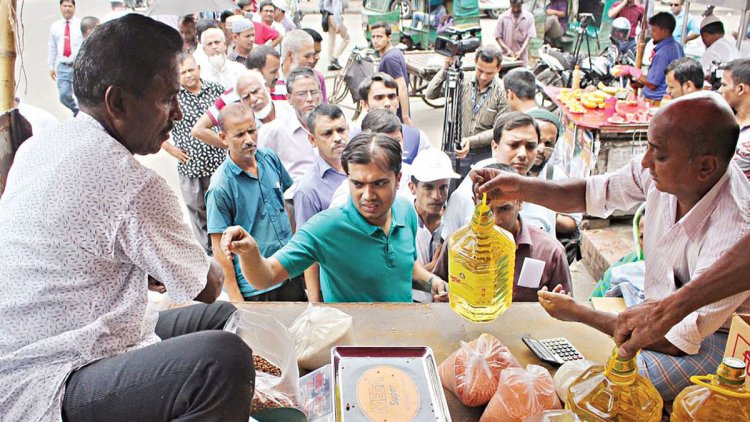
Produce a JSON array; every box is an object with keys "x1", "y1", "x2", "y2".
[
  {"x1": 258, "y1": 67, "x2": 322, "y2": 203},
  {"x1": 669, "y1": 0, "x2": 699, "y2": 44}
]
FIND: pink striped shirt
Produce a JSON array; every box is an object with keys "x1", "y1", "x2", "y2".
[{"x1": 586, "y1": 156, "x2": 750, "y2": 355}]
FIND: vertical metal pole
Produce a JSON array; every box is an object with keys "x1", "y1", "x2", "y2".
[
  {"x1": 635, "y1": 0, "x2": 649, "y2": 68},
  {"x1": 680, "y1": 1, "x2": 690, "y2": 47},
  {"x1": 0, "y1": 0, "x2": 17, "y2": 111},
  {"x1": 737, "y1": 10, "x2": 749, "y2": 50}
]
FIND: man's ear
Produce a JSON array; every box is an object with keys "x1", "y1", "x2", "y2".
[
  {"x1": 395, "y1": 170, "x2": 402, "y2": 189},
  {"x1": 308, "y1": 132, "x2": 317, "y2": 147},
  {"x1": 218, "y1": 131, "x2": 229, "y2": 148},
  {"x1": 697, "y1": 154, "x2": 720, "y2": 181},
  {"x1": 517, "y1": 200, "x2": 523, "y2": 211},
  {"x1": 103, "y1": 85, "x2": 127, "y2": 120},
  {"x1": 360, "y1": 99, "x2": 369, "y2": 112}
]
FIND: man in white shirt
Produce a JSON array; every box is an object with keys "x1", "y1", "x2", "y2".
[
  {"x1": 0, "y1": 15, "x2": 253, "y2": 421},
  {"x1": 255, "y1": 0, "x2": 287, "y2": 35},
  {"x1": 199, "y1": 28, "x2": 246, "y2": 90},
  {"x1": 699, "y1": 15, "x2": 740, "y2": 77},
  {"x1": 48, "y1": 0, "x2": 82, "y2": 115}
]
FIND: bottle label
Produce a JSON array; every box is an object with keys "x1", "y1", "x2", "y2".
[{"x1": 448, "y1": 251, "x2": 512, "y2": 307}]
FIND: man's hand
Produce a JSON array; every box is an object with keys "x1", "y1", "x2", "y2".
[
  {"x1": 537, "y1": 284, "x2": 579, "y2": 321},
  {"x1": 444, "y1": 57, "x2": 457, "y2": 69},
  {"x1": 456, "y1": 138, "x2": 470, "y2": 159},
  {"x1": 162, "y1": 142, "x2": 190, "y2": 164},
  {"x1": 50, "y1": 70, "x2": 57, "y2": 81},
  {"x1": 431, "y1": 277, "x2": 449, "y2": 302},
  {"x1": 221, "y1": 226, "x2": 257, "y2": 261},
  {"x1": 614, "y1": 300, "x2": 678, "y2": 359},
  {"x1": 469, "y1": 167, "x2": 522, "y2": 202},
  {"x1": 148, "y1": 275, "x2": 167, "y2": 294}
]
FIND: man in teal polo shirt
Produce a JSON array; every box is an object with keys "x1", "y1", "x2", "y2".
[
  {"x1": 220, "y1": 133, "x2": 449, "y2": 302},
  {"x1": 206, "y1": 103, "x2": 307, "y2": 302}
]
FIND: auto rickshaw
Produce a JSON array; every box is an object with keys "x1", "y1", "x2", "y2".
[{"x1": 361, "y1": 0, "x2": 484, "y2": 50}]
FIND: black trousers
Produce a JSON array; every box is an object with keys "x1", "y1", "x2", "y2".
[{"x1": 62, "y1": 301, "x2": 254, "y2": 422}]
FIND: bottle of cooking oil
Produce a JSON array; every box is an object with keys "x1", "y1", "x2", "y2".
[
  {"x1": 447, "y1": 193, "x2": 515, "y2": 323},
  {"x1": 572, "y1": 65, "x2": 582, "y2": 90},
  {"x1": 567, "y1": 347, "x2": 663, "y2": 421},
  {"x1": 671, "y1": 357, "x2": 750, "y2": 421}
]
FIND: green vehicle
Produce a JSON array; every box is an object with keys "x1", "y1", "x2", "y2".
[
  {"x1": 361, "y1": 0, "x2": 483, "y2": 50},
  {"x1": 530, "y1": 0, "x2": 621, "y2": 54}
]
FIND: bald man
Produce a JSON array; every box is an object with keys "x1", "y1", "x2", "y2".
[{"x1": 470, "y1": 92, "x2": 750, "y2": 400}]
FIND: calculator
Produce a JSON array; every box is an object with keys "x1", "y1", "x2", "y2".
[{"x1": 522, "y1": 336, "x2": 585, "y2": 366}]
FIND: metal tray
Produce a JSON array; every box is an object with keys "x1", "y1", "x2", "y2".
[{"x1": 331, "y1": 346, "x2": 451, "y2": 422}]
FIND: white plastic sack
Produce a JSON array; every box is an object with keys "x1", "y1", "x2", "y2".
[
  {"x1": 553, "y1": 359, "x2": 595, "y2": 403},
  {"x1": 288, "y1": 304, "x2": 354, "y2": 370},
  {"x1": 224, "y1": 310, "x2": 300, "y2": 410}
]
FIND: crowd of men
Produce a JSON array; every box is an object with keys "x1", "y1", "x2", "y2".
[{"x1": 1, "y1": 0, "x2": 748, "y2": 419}]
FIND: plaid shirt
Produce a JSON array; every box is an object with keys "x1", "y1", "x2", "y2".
[{"x1": 425, "y1": 68, "x2": 509, "y2": 149}]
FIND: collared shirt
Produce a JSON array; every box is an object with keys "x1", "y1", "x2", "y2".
[
  {"x1": 433, "y1": 217, "x2": 572, "y2": 301},
  {"x1": 258, "y1": 111, "x2": 315, "y2": 198},
  {"x1": 378, "y1": 48, "x2": 410, "y2": 120},
  {"x1": 700, "y1": 37, "x2": 740, "y2": 77},
  {"x1": 415, "y1": 214, "x2": 443, "y2": 265},
  {"x1": 47, "y1": 17, "x2": 83, "y2": 69},
  {"x1": 493, "y1": 10, "x2": 537, "y2": 65},
  {"x1": 612, "y1": 1, "x2": 644, "y2": 38},
  {"x1": 253, "y1": 21, "x2": 281, "y2": 45},
  {"x1": 0, "y1": 113, "x2": 208, "y2": 421},
  {"x1": 200, "y1": 58, "x2": 245, "y2": 90},
  {"x1": 171, "y1": 79, "x2": 226, "y2": 178},
  {"x1": 586, "y1": 156, "x2": 750, "y2": 355},
  {"x1": 206, "y1": 149, "x2": 294, "y2": 298},
  {"x1": 227, "y1": 49, "x2": 247, "y2": 65},
  {"x1": 734, "y1": 125, "x2": 750, "y2": 180},
  {"x1": 547, "y1": 0, "x2": 569, "y2": 29},
  {"x1": 274, "y1": 195, "x2": 418, "y2": 302},
  {"x1": 644, "y1": 36, "x2": 684, "y2": 101},
  {"x1": 253, "y1": 14, "x2": 287, "y2": 35},
  {"x1": 293, "y1": 154, "x2": 348, "y2": 228},
  {"x1": 524, "y1": 163, "x2": 583, "y2": 236},
  {"x1": 425, "y1": 73, "x2": 509, "y2": 149},
  {"x1": 672, "y1": 11, "x2": 698, "y2": 43}
]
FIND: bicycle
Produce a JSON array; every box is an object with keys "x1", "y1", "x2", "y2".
[{"x1": 329, "y1": 46, "x2": 379, "y2": 120}]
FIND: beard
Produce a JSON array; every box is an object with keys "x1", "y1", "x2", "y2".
[
  {"x1": 255, "y1": 100, "x2": 273, "y2": 120},
  {"x1": 208, "y1": 54, "x2": 226, "y2": 71}
]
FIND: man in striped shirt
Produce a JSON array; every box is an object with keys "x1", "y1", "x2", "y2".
[{"x1": 471, "y1": 92, "x2": 750, "y2": 400}]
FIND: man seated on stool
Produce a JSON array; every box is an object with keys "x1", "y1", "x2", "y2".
[{"x1": 433, "y1": 163, "x2": 572, "y2": 301}]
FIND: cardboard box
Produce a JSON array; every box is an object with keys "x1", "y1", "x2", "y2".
[{"x1": 724, "y1": 313, "x2": 750, "y2": 386}]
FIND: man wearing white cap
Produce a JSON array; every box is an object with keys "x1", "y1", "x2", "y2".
[
  {"x1": 228, "y1": 18, "x2": 255, "y2": 65},
  {"x1": 699, "y1": 15, "x2": 739, "y2": 77},
  {"x1": 273, "y1": 0, "x2": 297, "y2": 33},
  {"x1": 408, "y1": 149, "x2": 460, "y2": 271}
]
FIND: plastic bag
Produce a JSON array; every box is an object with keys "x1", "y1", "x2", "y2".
[
  {"x1": 439, "y1": 334, "x2": 521, "y2": 407},
  {"x1": 552, "y1": 359, "x2": 595, "y2": 403},
  {"x1": 288, "y1": 304, "x2": 354, "y2": 370},
  {"x1": 526, "y1": 409, "x2": 581, "y2": 421},
  {"x1": 224, "y1": 310, "x2": 299, "y2": 412},
  {"x1": 480, "y1": 365, "x2": 561, "y2": 422}
]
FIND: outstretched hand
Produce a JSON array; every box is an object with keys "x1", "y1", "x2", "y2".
[
  {"x1": 468, "y1": 167, "x2": 523, "y2": 203},
  {"x1": 537, "y1": 284, "x2": 578, "y2": 322},
  {"x1": 221, "y1": 226, "x2": 257, "y2": 261}
]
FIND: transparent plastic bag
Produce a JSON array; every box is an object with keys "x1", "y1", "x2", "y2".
[
  {"x1": 438, "y1": 333, "x2": 521, "y2": 407},
  {"x1": 224, "y1": 310, "x2": 299, "y2": 412},
  {"x1": 288, "y1": 304, "x2": 354, "y2": 370},
  {"x1": 480, "y1": 365, "x2": 561, "y2": 422},
  {"x1": 526, "y1": 409, "x2": 581, "y2": 421},
  {"x1": 552, "y1": 359, "x2": 595, "y2": 403}
]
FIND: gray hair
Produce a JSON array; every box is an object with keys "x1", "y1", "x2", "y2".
[
  {"x1": 200, "y1": 27, "x2": 225, "y2": 44},
  {"x1": 281, "y1": 29, "x2": 313, "y2": 63},
  {"x1": 285, "y1": 67, "x2": 318, "y2": 95}
]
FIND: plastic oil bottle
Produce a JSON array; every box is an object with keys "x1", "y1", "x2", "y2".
[
  {"x1": 572, "y1": 65, "x2": 582, "y2": 90},
  {"x1": 447, "y1": 193, "x2": 515, "y2": 323},
  {"x1": 567, "y1": 348, "x2": 663, "y2": 421},
  {"x1": 671, "y1": 357, "x2": 750, "y2": 421}
]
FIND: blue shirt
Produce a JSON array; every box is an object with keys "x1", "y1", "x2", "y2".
[
  {"x1": 672, "y1": 11, "x2": 698, "y2": 44},
  {"x1": 293, "y1": 154, "x2": 347, "y2": 228},
  {"x1": 206, "y1": 149, "x2": 294, "y2": 298},
  {"x1": 378, "y1": 48, "x2": 410, "y2": 121},
  {"x1": 274, "y1": 195, "x2": 419, "y2": 302},
  {"x1": 644, "y1": 36, "x2": 684, "y2": 101}
]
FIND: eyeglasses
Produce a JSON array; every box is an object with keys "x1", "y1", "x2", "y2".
[{"x1": 292, "y1": 89, "x2": 321, "y2": 100}]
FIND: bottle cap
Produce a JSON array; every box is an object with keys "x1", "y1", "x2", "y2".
[{"x1": 717, "y1": 357, "x2": 746, "y2": 386}]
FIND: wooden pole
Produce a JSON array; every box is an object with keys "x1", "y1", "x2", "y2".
[
  {"x1": 634, "y1": 0, "x2": 648, "y2": 68},
  {"x1": 0, "y1": 0, "x2": 16, "y2": 112}
]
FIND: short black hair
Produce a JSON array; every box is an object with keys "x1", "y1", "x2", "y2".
[
  {"x1": 60, "y1": 0, "x2": 75, "y2": 5},
  {"x1": 726, "y1": 58, "x2": 750, "y2": 86},
  {"x1": 492, "y1": 112, "x2": 540, "y2": 145},
  {"x1": 341, "y1": 132, "x2": 402, "y2": 176},
  {"x1": 238, "y1": 0, "x2": 252, "y2": 8},
  {"x1": 259, "y1": 1, "x2": 275, "y2": 10},
  {"x1": 503, "y1": 68, "x2": 536, "y2": 100},
  {"x1": 80, "y1": 16, "x2": 100, "y2": 34},
  {"x1": 303, "y1": 28, "x2": 323, "y2": 43},
  {"x1": 74, "y1": 14, "x2": 182, "y2": 108},
  {"x1": 246, "y1": 45, "x2": 280, "y2": 70},
  {"x1": 220, "y1": 10, "x2": 235, "y2": 23},
  {"x1": 666, "y1": 57, "x2": 704, "y2": 89},
  {"x1": 358, "y1": 72, "x2": 398, "y2": 103},
  {"x1": 370, "y1": 21, "x2": 392, "y2": 36},
  {"x1": 196, "y1": 18, "x2": 219, "y2": 39},
  {"x1": 649, "y1": 12, "x2": 676, "y2": 33},
  {"x1": 286, "y1": 67, "x2": 318, "y2": 94},
  {"x1": 701, "y1": 21, "x2": 724, "y2": 35},
  {"x1": 361, "y1": 109, "x2": 402, "y2": 135},
  {"x1": 476, "y1": 45, "x2": 503, "y2": 67},
  {"x1": 307, "y1": 104, "x2": 345, "y2": 134}
]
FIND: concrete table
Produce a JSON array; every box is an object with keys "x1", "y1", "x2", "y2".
[{"x1": 235, "y1": 302, "x2": 614, "y2": 421}]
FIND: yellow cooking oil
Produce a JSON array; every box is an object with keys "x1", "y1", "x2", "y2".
[
  {"x1": 567, "y1": 347, "x2": 663, "y2": 421},
  {"x1": 671, "y1": 357, "x2": 750, "y2": 422},
  {"x1": 447, "y1": 193, "x2": 515, "y2": 323}
]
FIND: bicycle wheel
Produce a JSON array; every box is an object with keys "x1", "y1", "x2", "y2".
[
  {"x1": 422, "y1": 95, "x2": 445, "y2": 108},
  {"x1": 329, "y1": 72, "x2": 349, "y2": 104}
]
